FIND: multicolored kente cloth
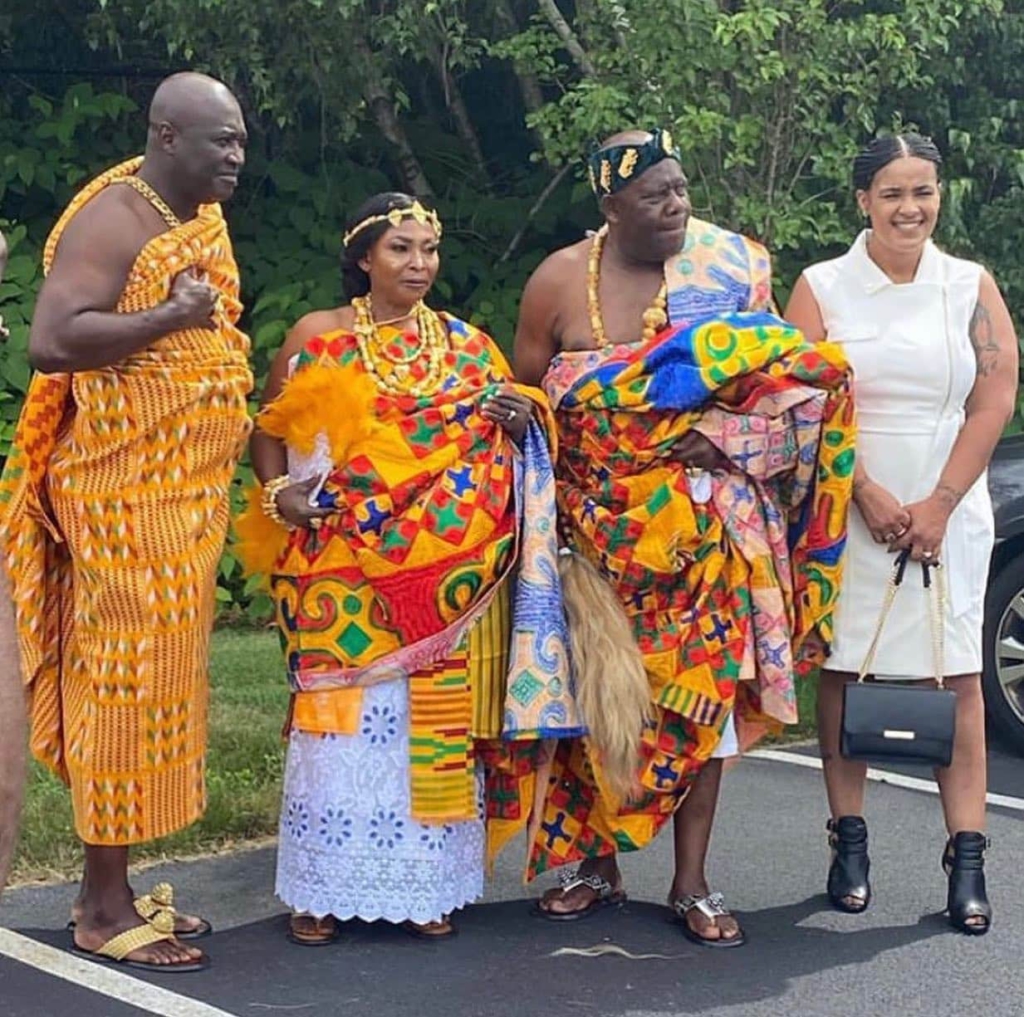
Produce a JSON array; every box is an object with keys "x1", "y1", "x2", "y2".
[
  {"x1": 486, "y1": 218, "x2": 854, "y2": 876},
  {"x1": 236, "y1": 317, "x2": 575, "y2": 824},
  {"x1": 0, "y1": 157, "x2": 253, "y2": 845}
]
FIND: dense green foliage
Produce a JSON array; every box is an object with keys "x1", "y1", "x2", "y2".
[{"x1": 1, "y1": 0, "x2": 1022, "y2": 618}]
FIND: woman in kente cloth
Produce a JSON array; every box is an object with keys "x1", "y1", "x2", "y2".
[{"x1": 236, "y1": 193, "x2": 578, "y2": 942}]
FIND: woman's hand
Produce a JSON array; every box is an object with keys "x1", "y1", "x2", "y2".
[
  {"x1": 854, "y1": 478, "x2": 911, "y2": 547},
  {"x1": 482, "y1": 385, "x2": 533, "y2": 444},
  {"x1": 273, "y1": 475, "x2": 335, "y2": 531},
  {"x1": 891, "y1": 493, "x2": 952, "y2": 563}
]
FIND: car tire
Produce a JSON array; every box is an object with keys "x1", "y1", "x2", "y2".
[{"x1": 982, "y1": 552, "x2": 1024, "y2": 755}]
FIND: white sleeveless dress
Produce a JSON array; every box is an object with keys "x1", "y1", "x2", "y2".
[{"x1": 804, "y1": 231, "x2": 993, "y2": 677}]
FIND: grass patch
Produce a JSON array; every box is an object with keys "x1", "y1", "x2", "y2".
[
  {"x1": 10, "y1": 631, "x2": 821, "y2": 883},
  {"x1": 11, "y1": 627, "x2": 289, "y2": 884}
]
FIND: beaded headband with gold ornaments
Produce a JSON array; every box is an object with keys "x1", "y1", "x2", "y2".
[
  {"x1": 342, "y1": 200, "x2": 443, "y2": 248},
  {"x1": 587, "y1": 128, "x2": 682, "y2": 198}
]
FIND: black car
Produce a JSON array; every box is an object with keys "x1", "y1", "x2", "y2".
[{"x1": 984, "y1": 433, "x2": 1024, "y2": 753}]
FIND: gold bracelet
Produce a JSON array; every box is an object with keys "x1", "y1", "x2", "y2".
[{"x1": 261, "y1": 475, "x2": 296, "y2": 530}]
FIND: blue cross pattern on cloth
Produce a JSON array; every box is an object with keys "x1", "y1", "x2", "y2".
[
  {"x1": 542, "y1": 812, "x2": 572, "y2": 850},
  {"x1": 357, "y1": 499, "x2": 389, "y2": 535},
  {"x1": 759, "y1": 639, "x2": 788, "y2": 668},
  {"x1": 707, "y1": 613, "x2": 733, "y2": 643},
  {"x1": 729, "y1": 444, "x2": 761, "y2": 470},
  {"x1": 446, "y1": 465, "x2": 477, "y2": 497}
]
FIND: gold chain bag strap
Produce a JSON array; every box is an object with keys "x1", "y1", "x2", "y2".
[{"x1": 840, "y1": 550, "x2": 957, "y2": 766}]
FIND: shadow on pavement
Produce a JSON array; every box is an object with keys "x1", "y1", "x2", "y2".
[{"x1": 20, "y1": 895, "x2": 949, "y2": 1017}]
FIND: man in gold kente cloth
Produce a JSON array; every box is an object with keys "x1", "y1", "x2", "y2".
[
  {"x1": 0, "y1": 73, "x2": 252, "y2": 970},
  {"x1": 0, "y1": 226, "x2": 27, "y2": 897}
]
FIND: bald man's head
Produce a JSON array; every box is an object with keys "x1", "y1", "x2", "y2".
[
  {"x1": 597, "y1": 129, "x2": 654, "y2": 151},
  {"x1": 145, "y1": 72, "x2": 247, "y2": 205}
]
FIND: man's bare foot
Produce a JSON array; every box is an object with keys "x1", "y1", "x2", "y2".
[
  {"x1": 537, "y1": 856, "x2": 625, "y2": 919},
  {"x1": 669, "y1": 882, "x2": 744, "y2": 946},
  {"x1": 73, "y1": 900, "x2": 205, "y2": 967}
]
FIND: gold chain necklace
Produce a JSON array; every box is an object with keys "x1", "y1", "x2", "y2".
[
  {"x1": 587, "y1": 225, "x2": 668, "y2": 348},
  {"x1": 118, "y1": 176, "x2": 182, "y2": 230},
  {"x1": 352, "y1": 294, "x2": 448, "y2": 396}
]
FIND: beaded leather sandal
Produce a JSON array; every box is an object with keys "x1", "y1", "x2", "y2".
[
  {"x1": 68, "y1": 882, "x2": 213, "y2": 941},
  {"x1": 72, "y1": 924, "x2": 209, "y2": 973},
  {"x1": 533, "y1": 867, "x2": 627, "y2": 922},
  {"x1": 670, "y1": 892, "x2": 746, "y2": 949}
]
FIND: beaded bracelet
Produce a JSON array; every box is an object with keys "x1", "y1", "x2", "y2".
[{"x1": 261, "y1": 475, "x2": 296, "y2": 530}]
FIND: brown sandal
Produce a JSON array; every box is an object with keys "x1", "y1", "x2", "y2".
[
  {"x1": 287, "y1": 913, "x2": 339, "y2": 946},
  {"x1": 403, "y1": 917, "x2": 457, "y2": 939}
]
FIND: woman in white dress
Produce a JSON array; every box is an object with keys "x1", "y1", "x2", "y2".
[
  {"x1": 243, "y1": 193, "x2": 536, "y2": 943},
  {"x1": 785, "y1": 134, "x2": 1018, "y2": 935}
]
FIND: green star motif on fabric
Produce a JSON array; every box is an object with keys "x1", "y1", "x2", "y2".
[
  {"x1": 431, "y1": 499, "x2": 468, "y2": 540},
  {"x1": 406, "y1": 416, "x2": 444, "y2": 448}
]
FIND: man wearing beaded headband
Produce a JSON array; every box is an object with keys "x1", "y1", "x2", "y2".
[
  {"x1": 0, "y1": 73, "x2": 252, "y2": 970},
  {"x1": 503, "y1": 130, "x2": 854, "y2": 946}
]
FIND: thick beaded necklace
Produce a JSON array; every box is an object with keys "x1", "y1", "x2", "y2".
[
  {"x1": 351, "y1": 293, "x2": 448, "y2": 397},
  {"x1": 587, "y1": 225, "x2": 668, "y2": 348}
]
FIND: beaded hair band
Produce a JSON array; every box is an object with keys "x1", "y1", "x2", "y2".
[
  {"x1": 587, "y1": 128, "x2": 682, "y2": 198},
  {"x1": 342, "y1": 200, "x2": 443, "y2": 248}
]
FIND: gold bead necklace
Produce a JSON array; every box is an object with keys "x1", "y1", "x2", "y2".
[
  {"x1": 587, "y1": 225, "x2": 668, "y2": 348},
  {"x1": 352, "y1": 294, "x2": 448, "y2": 397},
  {"x1": 118, "y1": 176, "x2": 182, "y2": 230}
]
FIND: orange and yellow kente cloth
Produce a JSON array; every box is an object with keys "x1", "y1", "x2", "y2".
[
  {"x1": 0, "y1": 158, "x2": 253, "y2": 845},
  {"x1": 235, "y1": 318, "x2": 561, "y2": 824}
]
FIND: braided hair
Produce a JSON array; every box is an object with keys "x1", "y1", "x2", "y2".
[{"x1": 852, "y1": 133, "x2": 942, "y2": 191}]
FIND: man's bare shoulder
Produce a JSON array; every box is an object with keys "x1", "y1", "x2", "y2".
[
  {"x1": 524, "y1": 238, "x2": 590, "y2": 294},
  {"x1": 50, "y1": 187, "x2": 157, "y2": 269}
]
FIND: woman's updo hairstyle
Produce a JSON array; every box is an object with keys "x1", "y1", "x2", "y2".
[
  {"x1": 341, "y1": 192, "x2": 419, "y2": 300},
  {"x1": 852, "y1": 133, "x2": 943, "y2": 192}
]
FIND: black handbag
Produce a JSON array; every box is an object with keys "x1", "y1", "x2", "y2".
[{"x1": 840, "y1": 549, "x2": 957, "y2": 767}]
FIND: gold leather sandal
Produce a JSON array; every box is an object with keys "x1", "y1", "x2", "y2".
[{"x1": 72, "y1": 923, "x2": 209, "y2": 973}]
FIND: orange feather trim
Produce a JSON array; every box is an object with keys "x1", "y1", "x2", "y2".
[
  {"x1": 257, "y1": 359, "x2": 378, "y2": 462},
  {"x1": 232, "y1": 485, "x2": 291, "y2": 582}
]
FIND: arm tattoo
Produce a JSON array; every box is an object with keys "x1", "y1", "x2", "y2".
[
  {"x1": 968, "y1": 299, "x2": 999, "y2": 377},
  {"x1": 934, "y1": 482, "x2": 964, "y2": 510}
]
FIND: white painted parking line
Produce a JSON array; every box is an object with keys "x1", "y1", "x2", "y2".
[
  {"x1": 748, "y1": 748, "x2": 1024, "y2": 812},
  {"x1": 0, "y1": 927, "x2": 237, "y2": 1017}
]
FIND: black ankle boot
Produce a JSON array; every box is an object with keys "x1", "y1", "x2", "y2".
[
  {"x1": 945, "y1": 831, "x2": 991, "y2": 935},
  {"x1": 826, "y1": 816, "x2": 871, "y2": 913}
]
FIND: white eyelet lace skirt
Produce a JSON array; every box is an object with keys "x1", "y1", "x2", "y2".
[{"x1": 275, "y1": 680, "x2": 485, "y2": 926}]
